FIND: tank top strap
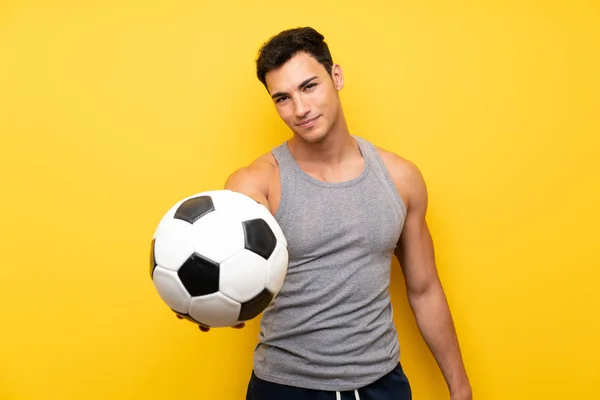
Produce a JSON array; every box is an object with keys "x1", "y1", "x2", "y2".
[
  {"x1": 354, "y1": 136, "x2": 377, "y2": 166},
  {"x1": 354, "y1": 136, "x2": 407, "y2": 217},
  {"x1": 270, "y1": 142, "x2": 296, "y2": 221},
  {"x1": 271, "y1": 141, "x2": 297, "y2": 186},
  {"x1": 271, "y1": 141, "x2": 294, "y2": 171}
]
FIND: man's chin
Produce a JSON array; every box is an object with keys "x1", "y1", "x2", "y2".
[{"x1": 293, "y1": 129, "x2": 327, "y2": 144}]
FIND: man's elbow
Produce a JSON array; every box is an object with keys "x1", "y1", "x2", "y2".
[{"x1": 406, "y1": 275, "x2": 442, "y2": 303}]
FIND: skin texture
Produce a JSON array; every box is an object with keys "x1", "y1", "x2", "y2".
[{"x1": 218, "y1": 51, "x2": 472, "y2": 399}]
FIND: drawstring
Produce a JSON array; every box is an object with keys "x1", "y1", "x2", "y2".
[{"x1": 335, "y1": 389, "x2": 361, "y2": 399}]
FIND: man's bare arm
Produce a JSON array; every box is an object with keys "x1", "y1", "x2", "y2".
[{"x1": 387, "y1": 154, "x2": 472, "y2": 399}]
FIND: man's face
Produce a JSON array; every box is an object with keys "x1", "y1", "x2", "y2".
[{"x1": 265, "y1": 52, "x2": 343, "y2": 143}]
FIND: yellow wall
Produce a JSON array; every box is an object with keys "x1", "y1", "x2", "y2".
[{"x1": 1, "y1": 1, "x2": 598, "y2": 399}]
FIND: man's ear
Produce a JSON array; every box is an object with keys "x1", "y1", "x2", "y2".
[{"x1": 331, "y1": 63, "x2": 344, "y2": 91}]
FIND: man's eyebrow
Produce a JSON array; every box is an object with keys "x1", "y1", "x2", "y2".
[{"x1": 270, "y1": 76, "x2": 318, "y2": 99}]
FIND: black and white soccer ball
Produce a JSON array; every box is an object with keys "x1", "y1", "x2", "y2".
[{"x1": 149, "y1": 190, "x2": 288, "y2": 328}]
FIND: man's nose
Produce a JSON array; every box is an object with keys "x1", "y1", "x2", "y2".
[{"x1": 294, "y1": 97, "x2": 310, "y2": 118}]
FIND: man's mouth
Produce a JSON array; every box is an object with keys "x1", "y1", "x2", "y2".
[{"x1": 296, "y1": 115, "x2": 320, "y2": 127}]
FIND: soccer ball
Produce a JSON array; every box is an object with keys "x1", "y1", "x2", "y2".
[{"x1": 149, "y1": 190, "x2": 288, "y2": 328}]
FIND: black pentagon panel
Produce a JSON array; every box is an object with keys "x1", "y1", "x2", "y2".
[
  {"x1": 149, "y1": 238, "x2": 157, "y2": 278},
  {"x1": 177, "y1": 253, "x2": 220, "y2": 296},
  {"x1": 243, "y1": 219, "x2": 277, "y2": 260},
  {"x1": 239, "y1": 288, "x2": 274, "y2": 321},
  {"x1": 174, "y1": 196, "x2": 215, "y2": 224}
]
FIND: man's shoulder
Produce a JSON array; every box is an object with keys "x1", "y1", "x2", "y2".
[
  {"x1": 238, "y1": 152, "x2": 278, "y2": 177},
  {"x1": 372, "y1": 145, "x2": 421, "y2": 182},
  {"x1": 225, "y1": 152, "x2": 278, "y2": 190},
  {"x1": 371, "y1": 145, "x2": 427, "y2": 210},
  {"x1": 254, "y1": 152, "x2": 279, "y2": 169},
  {"x1": 224, "y1": 151, "x2": 279, "y2": 208}
]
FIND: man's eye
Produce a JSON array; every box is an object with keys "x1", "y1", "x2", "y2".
[
  {"x1": 305, "y1": 83, "x2": 317, "y2": 90},
  {"x1": 276, "y1": 96, "x2": 288, "y2": 103}
]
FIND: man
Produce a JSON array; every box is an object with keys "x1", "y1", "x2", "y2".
[{"x1": 198, "y1": 27, "x2": 471, "y2": 400}]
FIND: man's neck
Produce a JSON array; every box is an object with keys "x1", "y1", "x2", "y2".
[{"x1": 287, "y1": 118, "x2": 359, "y2": 166}]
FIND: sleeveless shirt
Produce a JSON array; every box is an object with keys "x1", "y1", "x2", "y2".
[{"x1": 253, "y1": 136, "x2": 407, "y2": 391}]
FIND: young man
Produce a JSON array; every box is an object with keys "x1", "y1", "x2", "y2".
[{"x1": 217, "y1": 27, "x2": 470, "y2": 399}]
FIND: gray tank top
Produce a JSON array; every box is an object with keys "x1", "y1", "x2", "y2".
[{"x1": 253, "y1": 136, "x2": 407, "y2": 391}]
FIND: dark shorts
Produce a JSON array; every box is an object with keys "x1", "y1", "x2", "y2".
[{"x1": 246, "y1": 363, "x2": 412, "y2": 400}]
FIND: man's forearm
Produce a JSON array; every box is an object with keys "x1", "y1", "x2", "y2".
[{"x1": 408, "y1": 281, "x2": 472, "y2": 398}]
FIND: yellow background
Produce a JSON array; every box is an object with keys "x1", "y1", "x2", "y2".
[{"x1": 1, "y1": 1, "x2": 599, "y2": 399}]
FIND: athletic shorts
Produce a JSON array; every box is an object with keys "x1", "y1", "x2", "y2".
[{"x1": 246, "y1": 362, "x2": 412, "y2": 400}]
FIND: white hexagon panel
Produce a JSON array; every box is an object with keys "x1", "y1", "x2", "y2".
[
  {"x1": 266, "y1": 242, "x2": 289, "y2": 294},
  {"x1": 153, "y1": 219, "x2": 195, "y2": 272},
  {"x1": 191, "y1": 210, "x2": 244, "y2": 264},
  {"x1": 220, "y1": 250, "x2": 268, "y2": 303},
  {"x1": 152, "y1": 266, "x2": 191, "y2": 314},
  {"x1": 189, "y1": 292, "x2": 242, "y2": 327}
]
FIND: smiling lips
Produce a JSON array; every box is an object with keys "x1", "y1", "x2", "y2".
[{"x1": 296, "y1": 115, "x2": 320, "y2": 128}]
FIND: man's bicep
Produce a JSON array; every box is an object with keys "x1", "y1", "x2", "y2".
[
  {"x1": 394, "y1": 163, "x2": 439, "y2": 296},
  {"x1": 397, "y1": 213, "x2": 437, "y2": 293}
]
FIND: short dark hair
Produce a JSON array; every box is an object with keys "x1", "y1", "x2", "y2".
[{"x1": 255, "y1": 27, "x2": 334, "y2": 89}]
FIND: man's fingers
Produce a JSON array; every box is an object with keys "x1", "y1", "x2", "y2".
[{"x1": 175, "y1": 315, "x2": 242, "y2": 332}]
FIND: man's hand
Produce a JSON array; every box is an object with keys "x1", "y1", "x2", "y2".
[
  {"x1": 175, "y1": 314, "x2": 245, "y2": 332},
  {"x1": 451, "y1": 386, "x2": 473, "y2": 400}
]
